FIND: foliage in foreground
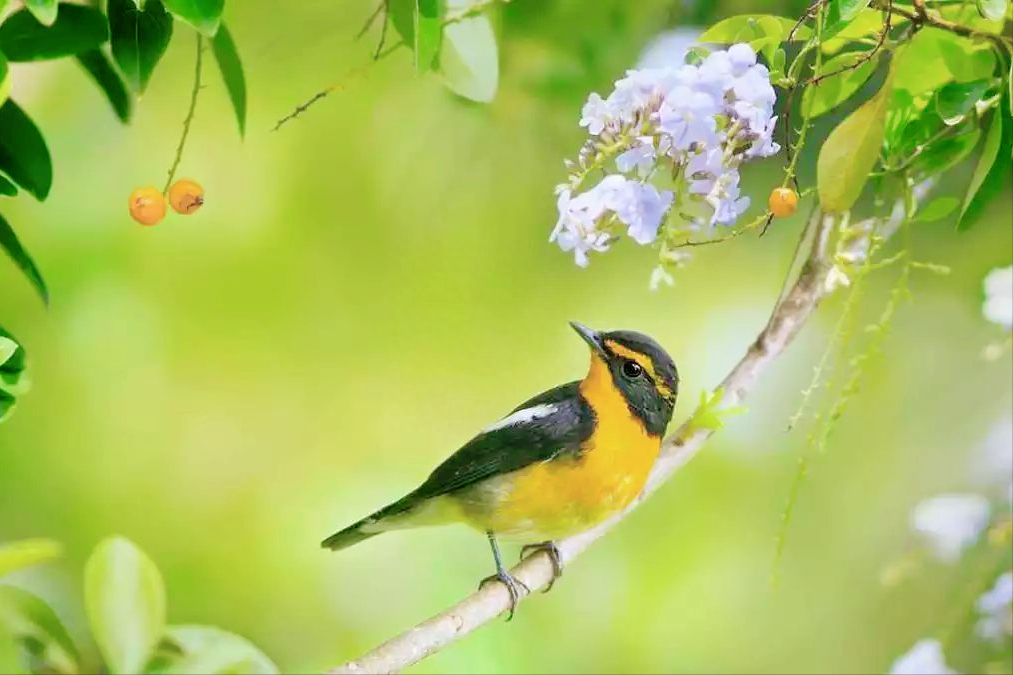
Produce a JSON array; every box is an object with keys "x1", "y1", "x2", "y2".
[{"x1": 0, "y1": 537, "x2": 277, "y2": 674}]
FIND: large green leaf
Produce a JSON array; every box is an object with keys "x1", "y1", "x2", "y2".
[
  {"x1": 0, "y1": 100, "x2": 52, "y2": 200},
  {"x1": 802, "y1": 51, "x2": 879, "y2": 118},
  {"x1": 910, "y1": 122, "x2": 982, "y2": 176},
  {"x1": 0, "y1": 324, "x2": 28, "y2": 423},
  {"x1": 817, "y1": 69, "x2": 894, "y2": 212},
  {"x1": 0, "y1": 211, "x2": 48, "y2": 305},
  {"x1": 211, "y1": 23, "x2": 246, "y2": 136},
  {"x1": 439, "y1": 3, "x2": 497, "y2": 103},
  {"x1": 0, "y1": 174, "x2": 15, "y2": 197},
  {"x1": 825, "y1": 0, "x2": 873, "y2": 37},
  {"x1": 0, "y1": 540, "x2": 61, "y2": 579},
  {"x1": 156, "y1": 626, "x2": 279, "y2": 675},
  {"x1": 0, "y1": 5, "x2": 107, "y2": 62},
  {"x1": 84, "y1": 537, "x2": 166, "y2": 675},
  {"x1": 935, "y1": 80, "x2": 989, "y2": 125},
  {"x1": 108, "y1": 0, "x2": 173, "y2": 94},
  {"x1": 77, "y1": 49, "x2": 132, "y2": 123},
  {"x1": 24, "y1": 0, "x2": 57, "y2": 27},
  {"x1": 162, "y1": 0, "x2": 223, "y2": 36},
  {"x1": 976, "y1": 0, "x2": 1009, "y2": 20},
  {"x1": 414, "y1": 0, "x2": 441, "y2": 75},
  {"x1": 0, "y1": 324, "x2": 28, "y2": 399},
  {"x1": 698, "y1": 14, "x2": 812, "y2": 44},
  {"x1": 0, "y1": 586, "x2": 78, "y2": 674},
  {"x1": 0, "y1": 52, "x2": 9, "y2": 107},
  {"x1": 958, "y1": 104, "x2": 1012, "y2": 229}
]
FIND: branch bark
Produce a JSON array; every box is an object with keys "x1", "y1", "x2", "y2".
[{"x1": 330, "y1": 209, "x2": 836, "y2": 674}]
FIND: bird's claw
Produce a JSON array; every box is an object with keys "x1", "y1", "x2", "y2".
[
  {"x1": 479, "y1": 570, "x2": 529, "y2": 621},
  {"x1": 519, "y1": 541, "x2": 564, "y2": 593}
]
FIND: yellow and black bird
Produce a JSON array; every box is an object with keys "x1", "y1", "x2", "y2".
[{"x1": 322, "y1": 321, "x2": 678, "y2": 617}]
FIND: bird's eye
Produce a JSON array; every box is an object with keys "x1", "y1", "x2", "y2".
[{"x1": 622, "y1": 360, "x2": 644, "y2": 379}]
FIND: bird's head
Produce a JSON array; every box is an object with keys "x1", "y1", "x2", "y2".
[{"x1": 570, "y1": 321, "x2": 679, "y2": 437}]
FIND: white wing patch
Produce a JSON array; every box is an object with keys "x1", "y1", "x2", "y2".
[{"x1": 482, "y1": 403, "x2": 557, "y2": 433}]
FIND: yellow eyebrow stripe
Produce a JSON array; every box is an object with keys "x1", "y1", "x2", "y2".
[{"x1": 604, "y1": 340, "x2": 673, "y2": 399}]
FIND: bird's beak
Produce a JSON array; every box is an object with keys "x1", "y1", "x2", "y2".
[{"x1": 570, "y1": 321, "x2": 605, "y2": 355}]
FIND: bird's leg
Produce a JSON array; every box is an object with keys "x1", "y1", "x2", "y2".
[
  {"x1": 478, "y1": 531, "x2": 529, "y2": 621},
  {"x1": 519, "y1": 541, "x2": 564, "y2": 592}
]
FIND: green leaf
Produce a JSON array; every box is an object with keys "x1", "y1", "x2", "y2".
[
  {"x1": 976, "y1": 0, "x2": 1009, "y2": 21},
  {"x1": 439, "y1": 6, "x2": 497, "y2": 103},
  {"x1": 211, "y1": 23, "x2": 246, "y2": 136},
  {"x1": 0, "y1": 324, "x2": 28, "y2": 397},
  {"x1": 822, "y1": 9, "x2": 888, "y2": 53},
  {"x1": 958, "y1": 105, "x2": 1012, "y2": 229},
  {"x1": 825, "y1": 0, "x2": 873, "y2": 36},
  {"x1": 84, "y1": 537, "x2": 166, "y2": 675},
  {"x1": 0, "y1": 390, "x2": 14, "y2": 424},
  {"x1": 0, "y1": 5, "x2": 107, "y2": 62},
  {"x1": 0, "y1": 211, "x2": 48, "y2": 305},
  {"x1": 0, "y1": 586, "x2": 78, "y2": 674},
  {"x1": 108, "y1": 0, "x2": 173, "y2": 94},
  {"x1": 0, "y1": 540, "x2": 61, "y2": 578},
  {"x1": 162, "y1": 0, "x2": 223, "y2": 36},
  {"x1": 0, "y1": 174, "x2": 16, "y2": 197},
  {"x1": 698, "y1": 14, "x2": 811, "y2": 44},
  {"x1": 802, "y1": 51, "x2": 879, "y2": 118},
  {"x1": 77, "y1": 49, "x2": 132, "y2": 123},
  {"x1": 387, "y1": 0, "x2": 414, "y2": 46},
  {"x1": 158, "y1": 626, "x2": 279, "y2": 675},
  {"x1": 0, "y1": 100, "x2": 52, "y2": 200},
  {"x1": 935, "y1": 80, "x2": 989, "y2": 125},
  {"x1": 818, "y1": 69, "x2": 894, "y2": 212},
  {"x1": 910, "y1": 122, "x2": 982, "y2": 176},
  {"x1": 936, "y1": 35, "x2": 996, "y2": 83},
  {"x1": 24, "y1": 0, "x2": 57, "y2": 27},
  {"x1": 414, "y1": 0, "x2": 441, "y2": 75},
  {"x1": 0, "y1": 52, "x2": 9, "y2": 106},
  {"x1": 913, "y1": 195, "x2": 960, "y2": 222}
]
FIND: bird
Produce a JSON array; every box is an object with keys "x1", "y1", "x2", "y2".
[{"x1": 322, "y1": 321, "x2": 679, "y2": 618}]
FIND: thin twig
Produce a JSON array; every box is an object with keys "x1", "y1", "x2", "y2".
[
  {"x1": 356, "y1": 1, "x2": 385, "y2": 39},
  {"x1": 163, "y1": 34, "x2": 203, "y2": 194},
  {"x1": 872, "y1": 0, "x2": 1012, "y2": 50},
  {"x1": 806, "y1": 1, "x2": 892, "y2": 86},
  {"x1": 328, "y1": 208, "x2": 836, "y2": 675},
  {"x1": 372, "y1": 0, "x2": 390, "y2": 60}
]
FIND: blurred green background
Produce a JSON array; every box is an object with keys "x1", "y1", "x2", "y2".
[{"x1": 1, "y1": 0, "x2": 1011, "y2": 672}]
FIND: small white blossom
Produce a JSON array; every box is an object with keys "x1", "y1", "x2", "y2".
[
  {"x1": 983, "y1": 265, "x2": 1012, "y2": 330},
  {"x1": 975, "y1": 571, "x2": 1013, "y2": 642},
  {"x1": 703, "y1": 170, "x2": 750, "y2": 226},
  {"x1": 579, "y1": 93, "x2": 610, "y2": 135},
  {"x1": 614, "y1": 182, "x2": 674, "y2": 244},
  {"x1": 824, "y1": 265, "x2": 852, "y2": 293},
  {"x1": 911, "y1": 493, "x2": 991, "y2": 563},
  {"x1": 889, "y1": 639, "x2": 957, "y2": 675},
  {"x1": 658, "y1": 87, "x2": 720, "y2": 151},
  {"x1": 550, "y1": 187, "x2": 613, "y2": 267},
  {"x1": 616, "y1": 137, "x2": 656, "y2": 175}
]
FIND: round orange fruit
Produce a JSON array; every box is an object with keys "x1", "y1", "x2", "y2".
[
  {"x1": 168, "y1": 178, "x2": 204, "y2": 215},
  {"x1": 128, "y1": 186, "x2": 167, "y2": 226}
]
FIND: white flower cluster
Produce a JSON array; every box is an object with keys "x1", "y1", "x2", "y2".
[
  {"x1": 889, "y1": 639, "x2": 956, "y2": 675},
  {"x1": 551, "y1": 43, "x2": 780, "y2": 268}
]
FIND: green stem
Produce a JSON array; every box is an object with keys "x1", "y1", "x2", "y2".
[{"x1": 163, "y1": 34, "x2": 204, "y2": 195}]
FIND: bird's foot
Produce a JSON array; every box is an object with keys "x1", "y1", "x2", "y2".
[
  {"x1": 519, "y1": 541, "x2": 564, "y2": 593},
  {"x1": 478, "y1": 569, "x2": 529, "y2": 621}
]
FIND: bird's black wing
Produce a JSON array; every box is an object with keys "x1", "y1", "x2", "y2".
[{"x1": 410, "y1": 381, "x2": 594, "y2": 501}]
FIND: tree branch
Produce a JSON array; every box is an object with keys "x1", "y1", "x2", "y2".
[{"x1": 329, "y1": 209, "x2": 836, "y2": 674}]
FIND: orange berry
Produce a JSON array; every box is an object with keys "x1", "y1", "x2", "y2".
[
  {"x1": 128, "y1": 186, "x2": 166, "y2": 226},
  {"x1": 168, "y1": 178, "x2": 204, "y2": 215},
  {"x1": 768, "y1": 187, "x2": 799, "y2": 218}
]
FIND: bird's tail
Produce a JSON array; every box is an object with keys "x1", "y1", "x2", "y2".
[{"x1": 321, "y1": 492, "x2": 421, "y2": 551}]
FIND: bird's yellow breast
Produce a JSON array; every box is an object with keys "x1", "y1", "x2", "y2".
[{"x1": 453, "y1": 355, "x2": 661, "y2": 540}]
